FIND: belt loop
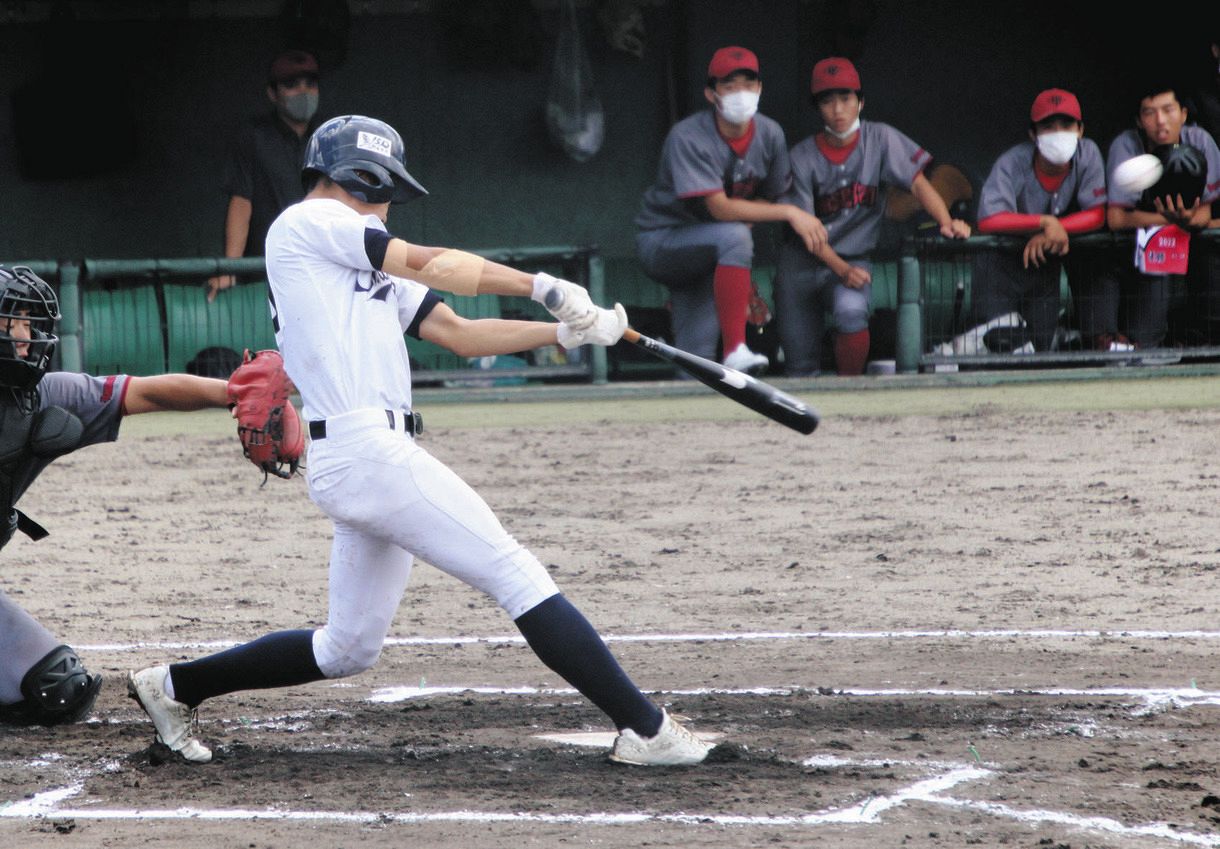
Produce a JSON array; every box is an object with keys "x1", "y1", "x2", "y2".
[{"x1": 385, "y1": 409, "x2": 395, "y2": 430}]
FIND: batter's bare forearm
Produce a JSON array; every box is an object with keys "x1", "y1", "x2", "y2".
[
  {"x1": 438, "y1": 319, "x2": 559, "y2": 358},
  {"x1": 124, "y1": 375, "x2": 229, "y2": 415},
  {"x1": 383, "y1": 240, "x2": 534, "y2": 298}
]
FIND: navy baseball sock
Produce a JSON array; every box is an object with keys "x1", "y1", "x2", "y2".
[
  {"x1": 168, "y1": 629, "x2": 323, "y2": 708},
  {"x1": 514, "y1": 594, "x2": 663, "y2": 737}
]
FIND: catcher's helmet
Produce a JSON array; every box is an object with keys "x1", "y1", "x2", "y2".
[
  {"x1": 1148, "y1": 143, "x2": 1207, "y2": 205},
  {"x1": 0, "y1": 266, "x2": 59, "y2": 392},
  {"x1": 302, "y1": 115, "x2": 427, "y2": 204}
]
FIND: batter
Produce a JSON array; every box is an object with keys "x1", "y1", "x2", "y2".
[{"x1": 127, "y1": 115, "x2": 713, "y2": 768}]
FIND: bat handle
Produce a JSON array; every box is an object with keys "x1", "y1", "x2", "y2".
[{"x1": 622, "y1": 327, "x2": 642, "y2": 344}]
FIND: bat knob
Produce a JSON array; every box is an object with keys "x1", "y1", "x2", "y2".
[{"x1": 544, "y1": 287, "x2": 564, "y2": 309}]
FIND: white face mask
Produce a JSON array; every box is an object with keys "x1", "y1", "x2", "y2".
[
  {"x1": 1036, "y1": 130, "x2": 1079, "y2": 165},
  {"x1": 825, "y1": 116, "x2": 861, "y2": 140},
  {"x1": 716, "y1": 90, "x2": 759, "y2": 125}
]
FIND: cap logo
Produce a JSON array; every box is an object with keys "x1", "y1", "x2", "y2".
[
  {"x1": 731, "y1": 49, "x2": 745, "y2": 60},
  {"x1": 357, "y1": 131, "x2": 392, "y2": 156},
  {"x1": 1050, "y1": 95, "x2": 1063, "y2": 105},
  {"x1": 828, "y1": 65, "x2": 839, "y2": 75}
]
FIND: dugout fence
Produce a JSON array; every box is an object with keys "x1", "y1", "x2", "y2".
[
  {"x1": 11, "y1": 234, "x2": 1220, "y2": 383},
  {"x1": 36, "y1": 246, "x2": 610, "y2": 384},
  {"x1": 907, "y1": 230, "x2": 1220, "y2": 373}
]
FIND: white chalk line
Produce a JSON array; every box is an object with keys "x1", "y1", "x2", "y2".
[
  {"x1": 6, "y1": 759, "x2": 1220, "y2": 846},
  {"x1": 77, "y1": 628, "x2": 1220, "y2": 654},
  {"x1": 366, "y1": 682, "x2": 1220, "y2": 714}
]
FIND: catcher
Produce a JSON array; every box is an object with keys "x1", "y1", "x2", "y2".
[{"x1": 0, "y1": 265, "x2": 299, "y2": 727}]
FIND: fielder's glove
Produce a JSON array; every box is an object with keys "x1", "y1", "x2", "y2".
[
  {"x1": 227, "y1": 349, "x2": 304, "y2": 482},
  {"x1": 558, "y1": 303, "x2": 628, "y2": 349},
  {"x1": 531, "y1": 273, "x2": 597, "y2": 331}
]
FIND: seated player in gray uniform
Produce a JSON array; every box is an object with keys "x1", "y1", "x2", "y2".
[
  {"x1": 775, "y1": 58, "x2": 969, "y2": 376},
  {"x1": 959, "y1": 89, "x2": 1107, "y2": 355},
  {"x1": 635, "y1": 46, "x2": 826, "y2": 375},
  {"x1": 0, "y1": 266, "x2": 231, "y2": 728},
  {"x1": 1087, "y1": 82, "x2": 1220, "y2": 350}
]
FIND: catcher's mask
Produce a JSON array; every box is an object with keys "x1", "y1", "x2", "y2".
[
  {"x1": 0, "y1": 266, "x2": 59, "y2": 392},
  {"x1": 302, "y1": 115, "x2": 428, "y2": 204}
]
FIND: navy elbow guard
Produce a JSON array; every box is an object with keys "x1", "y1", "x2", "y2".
[{"x1": 0, "y1": 645, "x2": 102, "y2": 727}]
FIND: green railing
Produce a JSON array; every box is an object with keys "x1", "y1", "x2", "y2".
[
  {"x1": 41, "y1": 246, "x2": 608, "y2": 384},
  {"x1": 899, "y1": 230, "x2": 1220, "y2": 373}
]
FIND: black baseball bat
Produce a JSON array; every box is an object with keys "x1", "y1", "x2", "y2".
[
  {"x1": 541, "y1": 285, "x2": 818, "y2": 434},
  {"x1": 623, "y1": 328, "x2": 819, "y2": 434}
]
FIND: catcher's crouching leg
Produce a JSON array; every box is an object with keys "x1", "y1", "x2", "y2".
[{"x1": 0, "y1": 645, "x2": 102, "y2": 727}]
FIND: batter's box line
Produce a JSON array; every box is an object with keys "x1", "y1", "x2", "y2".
[
  {"x1": 365, "y1": 683, "x2": 1220, "y2": 715},
  {"x1": 6, "y1": 764, "x2": 1220, "y2": 846},
  {"x1": 76, "y1": 627, "x2": 1220, "y2": 653}
]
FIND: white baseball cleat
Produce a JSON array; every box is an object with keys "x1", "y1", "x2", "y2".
[
  {"x1": 609, "y1": 710, "x2": 714, "y2": 766},
  {"x1": 723, "y1": 343, "x2": 768, "y2": 375},
  {"x1": 126, "y1": 666, "x2": 213, "y2": 764}
]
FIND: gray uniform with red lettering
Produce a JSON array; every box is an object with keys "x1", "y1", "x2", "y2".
[
  {"x1": 1081, "y1": 126, "x2": 1220, "y2": 347},
  {"x1": 635, "y1": 110, "x2": 790, "y2": 360},
  {"x1": 1, "y1": 372, "x2": 128, "y2": 707},
  {"x1": 971, "y1": 138, "x2": 1107, "y2": 351},
  {"x1": 774, "y1": 120, "x2": 929, "y2": 375}
]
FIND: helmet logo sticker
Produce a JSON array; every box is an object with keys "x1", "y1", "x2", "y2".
[{"x1": 357, "y1": 132, "x2": 392, "y2": 156}]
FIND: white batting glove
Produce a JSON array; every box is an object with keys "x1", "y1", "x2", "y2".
[
  {"x1": 532, "y1": 272, "x2": 597, "y2": 331},
  {"x1": 557, "y1": 303, "x2": 628, "y2": 349}
]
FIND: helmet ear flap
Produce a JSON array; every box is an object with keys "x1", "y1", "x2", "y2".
[{"x1": 302, "y1": 115, "x2": 428, "y2": 205}]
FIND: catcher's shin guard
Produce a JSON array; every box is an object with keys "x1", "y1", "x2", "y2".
[{"x1": 0, "y1": 645, "x2": 102, "y2": 726}]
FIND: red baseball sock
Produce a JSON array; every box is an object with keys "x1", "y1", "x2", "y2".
[
  {"x1": 712, "y1": 265, "x2": 751, "y2": 355},
  {"x1": 834, "y1": 329, "x2": 870, "y2": 376}
]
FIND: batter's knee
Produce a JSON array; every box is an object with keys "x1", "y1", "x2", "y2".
[
  {"x1": 312, "y1": 627, "x2": 384, "y2": 679},
  {"x1": 481, "y1": 544, "x2": 560, "y2": 621}
]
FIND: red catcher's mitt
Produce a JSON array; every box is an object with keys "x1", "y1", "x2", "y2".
[{"x1": 226, "y1": 349, "x2": 304, "y2": 481}]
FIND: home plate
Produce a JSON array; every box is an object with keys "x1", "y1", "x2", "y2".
[{"x1": 534, "y1": 730, "x2": 724, "y2": 747}]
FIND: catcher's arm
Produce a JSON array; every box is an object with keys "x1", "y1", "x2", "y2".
[
  {"x1": 227, "y1": 349, "x2": 304, "y2": 482},
  {"x1": 123, "y1": 375, "x2": 229, "y2": 415}
]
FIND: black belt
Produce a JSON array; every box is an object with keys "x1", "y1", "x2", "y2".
[{"x1": 308, "y1": 410, "x2": 423, "y2": 440}]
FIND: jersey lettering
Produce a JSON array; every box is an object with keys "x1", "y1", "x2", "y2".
[
  {"x1": 354, "y1": 269, "x2": 394, "y2": 301},
  {"x1": 815, "y1": 182, "x2": 878, "y2": 217},
  {"x1": 723, "y1": 159, "x2": 761, "y2": 199}
]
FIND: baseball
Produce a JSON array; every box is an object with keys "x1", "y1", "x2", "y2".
[{"x1": 1111, "y1": 154, "x2": 1164, "y2": 194}]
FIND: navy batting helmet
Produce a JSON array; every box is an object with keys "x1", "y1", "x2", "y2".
[
  {"x1": 0, "y1": 266, "x2": 59, "y2": 393},
  {"x1": 302, "y1": 115, "x2": 427, "y2": 204},
  {"x1": 1148, "y1": 143, "x2": 1207, "y2": 205}
]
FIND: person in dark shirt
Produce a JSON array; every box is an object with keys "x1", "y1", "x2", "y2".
[{"x1": 207, "y1": 50, "x2": 324, "y2": 302}]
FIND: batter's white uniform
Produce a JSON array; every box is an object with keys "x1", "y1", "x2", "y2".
[{"x1": 265, "y1": 198, "x2": 559, "y2": 678}]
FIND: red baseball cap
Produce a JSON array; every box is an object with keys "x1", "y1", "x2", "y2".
[
  {"x1": 707, "y1": 46, "x2": 759, "y2": 81},
  {"x1": 1030, "y1": 88, "x2": 1082, "y2": 123},
  {"x1": 269, "y1": 49, "x2": 319, "y2": 84},
  {"x1": 811, "y1": 57, "x2": 861, "y2": 96}
]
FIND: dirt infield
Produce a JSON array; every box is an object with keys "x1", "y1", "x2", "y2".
[{"x1": 3, "y1": 378, "x2": 1220, "y2": 848}]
